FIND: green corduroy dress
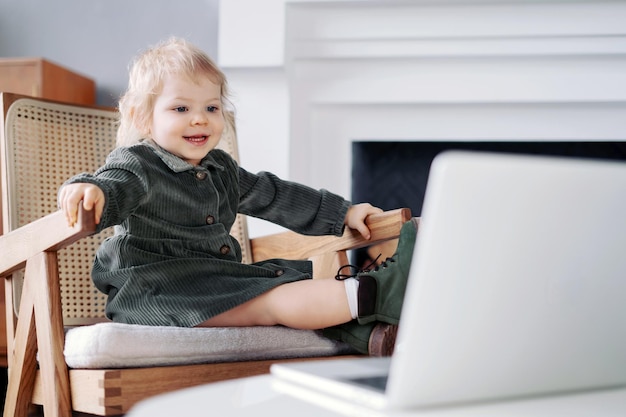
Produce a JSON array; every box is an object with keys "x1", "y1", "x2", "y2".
[{"x1": 64, "y1": 140, "x2": 350, "y2": 327}]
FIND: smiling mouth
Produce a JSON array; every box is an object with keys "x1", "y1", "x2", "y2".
[{"x1": 184, "y1": 135, "x2": 208, "y2": 143}]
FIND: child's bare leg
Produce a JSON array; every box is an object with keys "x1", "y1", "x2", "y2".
[{"x1": 197, "y1": 279, "x2": 352, "y2": 329}]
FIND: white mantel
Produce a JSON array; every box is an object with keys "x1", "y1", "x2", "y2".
[{"x1": 219, "y1": 0, "x2": 626, "y2": 235}]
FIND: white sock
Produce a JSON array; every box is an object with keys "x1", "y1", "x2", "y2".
[{"x1": 343, "y1": 278, "x2": 360, "y2": 319}]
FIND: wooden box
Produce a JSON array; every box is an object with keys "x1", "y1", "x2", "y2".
[{"x1": 0, "y1": 57, "x2": 95, "y2": 105}]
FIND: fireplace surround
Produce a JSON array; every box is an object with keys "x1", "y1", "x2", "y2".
[{"x1": 283, "y1": 0, "x2": 626, "y2": 200}]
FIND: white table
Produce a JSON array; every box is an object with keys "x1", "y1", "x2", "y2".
[{"x1": 126, "y1": 374, "x2": 626, "y2": 417}]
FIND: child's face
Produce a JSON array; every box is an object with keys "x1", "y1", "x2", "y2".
[{"x1": 149, "y1": 74, "x2": 224, "y2": 166}]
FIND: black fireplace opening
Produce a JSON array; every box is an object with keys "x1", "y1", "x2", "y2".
[
  {"x1": 351, "y1": 141, "x2": 626, "y2": 265},
  {"x1": 352, "y1": 141, "x2": 626, "y2": 216}
]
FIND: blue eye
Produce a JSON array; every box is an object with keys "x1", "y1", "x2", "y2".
[
  {"x1": 207, "y1": 106, "x2": 218, "y2": 113},
  {"x1": 174, "y1": 106, "x2": 188, "y2": 112}
]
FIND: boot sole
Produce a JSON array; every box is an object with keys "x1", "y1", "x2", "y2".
[{"x1": 368, "y1": 323, "x2": 398, "y2": 356}]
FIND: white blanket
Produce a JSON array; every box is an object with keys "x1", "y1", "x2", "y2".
[{"x1": 64, "y1": 322, "x2": 353, "y2": 369}]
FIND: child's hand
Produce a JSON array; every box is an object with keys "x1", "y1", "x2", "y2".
[
  {"x1": 344, "y1": 203, "x2": 383, "y2": 240},
  {"x1": 58, "y1": 183, "x2": 105, "y2": 227}
]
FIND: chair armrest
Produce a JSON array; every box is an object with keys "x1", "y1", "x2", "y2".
[
  {"x1": 0, "y1": 207, "x2": 96, "y2": 276},
  {"x1": 249, "y1": 208, "x2": 412, "y2": 263},
  {"x1": 0, "y1": 206, "x2": 411, "y2": 275}
]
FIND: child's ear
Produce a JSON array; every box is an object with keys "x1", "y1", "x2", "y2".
[{"x1": 131, "y1": 108, "x2": 150, "y2": 136}]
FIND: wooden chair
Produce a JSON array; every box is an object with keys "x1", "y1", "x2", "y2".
[{"x1": 0, "y1": 92, "x2": 412, "y2": 417}]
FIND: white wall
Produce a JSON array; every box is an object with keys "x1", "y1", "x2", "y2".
[
  {"x1": 218, "y1": 0, "x2": 286, "y2": 68},
  {"x1": 218, "y1": 0, "x2": 290, "y2": 237}
]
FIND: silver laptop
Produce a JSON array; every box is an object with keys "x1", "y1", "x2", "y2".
[{"x1": 271, "y1": 150, "x2": 626, "y2": 411}]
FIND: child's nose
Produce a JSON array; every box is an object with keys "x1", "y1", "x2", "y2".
[{"x1": 191, "y1": 112, "x2": 209, "y2": 125}]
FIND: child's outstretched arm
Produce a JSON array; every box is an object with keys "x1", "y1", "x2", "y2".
[
  {"x1": 58, "y1": 183, "x2": 106, "y2": 227},
  {"x1": 344, "y1": 203, "x2": 383, "y2": 240}
]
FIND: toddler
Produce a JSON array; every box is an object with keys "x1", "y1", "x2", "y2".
[{"x1": 58, "y1": 37, "x2": 418, "y2": 355}]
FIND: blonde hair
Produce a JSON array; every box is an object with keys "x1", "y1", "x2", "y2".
[{"x1": 117, "y1": 37, "x2": 231, "y2": 147}]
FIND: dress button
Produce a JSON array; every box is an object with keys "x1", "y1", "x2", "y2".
[
  {"x1": 275, "y1": 269, "x2": 285, "y2": 277},
  {"x1": 206, "y1": 215, "x2": 215, "y2": 225},
  {"x1": 195, "y1": 171, "x2": 207, "y2": 180},
  {"x1": 220, "y1": 245, "x2": 231, "y2": 255}
]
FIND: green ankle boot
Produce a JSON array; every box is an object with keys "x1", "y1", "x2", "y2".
[
  {"x1": 323, "y1": 320, "x2": 398, "y2": 356},
  {"x1": 356, "y1": 218, "x2": 419, "y2": 326}
]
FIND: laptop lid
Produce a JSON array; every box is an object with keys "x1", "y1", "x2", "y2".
[
  {"x1": 386, "y1": 150, "x2": 626, "y2": 408},
  {"x1": 272, "y1": 151, "x2": 626, "y2": 410}
]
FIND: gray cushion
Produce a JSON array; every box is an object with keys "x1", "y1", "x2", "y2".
[{"x1": 64, "y1": 322, "x2": 354, "y2": 368}]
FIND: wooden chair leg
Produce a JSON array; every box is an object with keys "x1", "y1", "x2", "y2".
[
  {"x1": 4, "y1": 264, "x2": 40, "y2": 417},
  {"x1": 3, "y1": 252, "x2": 71, "y2": 417},
  {"x1": 4, "y1": 276, "x2": 17, "y2": 369},
  {"x1": 32, "y1": 252, "x2": 71, "y2": 417}
]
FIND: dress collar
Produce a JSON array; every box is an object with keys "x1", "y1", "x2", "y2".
[{"x1": 140, "y1": 139, "x2": 225, "y2": 173}]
